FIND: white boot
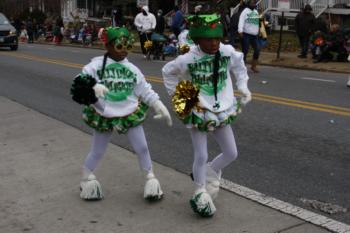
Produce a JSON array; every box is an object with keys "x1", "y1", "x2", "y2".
[
  {"x1": 80, "y1": 173, "x2": 103, "y2": 200},
  {"x1": 190, "y1": 188, "x2": 216, "y2": 217},
  {"x1": 144, "y1": 172, "x2": 164, "y2": 201},
  {"x1": 347, "y1": 77, "x2": 350, "y2": 88},
  {"x1": 206, "y1": 164, "x2": 221, "y2": 199}
]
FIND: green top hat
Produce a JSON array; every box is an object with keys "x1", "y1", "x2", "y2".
[
  {"x1": 188, "y1": 14, "x2": 223, "y2": 39},
  {"x1": 105, "y1": 27, "x2": 134, "y2": 46}
]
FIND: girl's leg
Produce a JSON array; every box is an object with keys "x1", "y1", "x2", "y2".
[
  {"x1": 126, "y1": 125, "x2": 152, "y2": 173},
  {"x1": 210, "y1": 125, "x2": 238, "y2": 173},
  {"x1": 189, "y1": 128, "x2": 208, "y2": 188},
  {"x1": 127, "y1": 125, "x2": 163, "y2": 200},
  {"x1": 84, "y1": 130, "x2": 113, "y2": 173}
]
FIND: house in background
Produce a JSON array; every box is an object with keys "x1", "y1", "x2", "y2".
[
  {"x1": 230, "y1": 0, "x2": 350, "y2": 30},
  {"x1": 60, "y1": 0, "x2": 219, "y2": 24}
]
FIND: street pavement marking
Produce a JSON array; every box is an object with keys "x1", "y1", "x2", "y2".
[
  {"x1": 2, "y1": 52, "x2": 350, "y2": 117},
  {"x1": 220, "y1": 179, "x2": 350, "y2": 233},
  {"x1": 301, "y1": 77, "x2": 337, "y2": 83},
  {"x1": 3, "y1": 52, "x2": 83, "y2": 69}
]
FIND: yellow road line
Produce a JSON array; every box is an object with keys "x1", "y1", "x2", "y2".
[
  {"x1": 253, "y1": 96, "x2": 350, "y2": 117},
  {"x1": 2, "y1": 52, "x2": 350, "y2": 117},
  {"x1": 3, "y1": 52, "x2": 83, "y2": 69},
  {"x1": 253, "y1": 92, "x2": 350, "y2": 112}
]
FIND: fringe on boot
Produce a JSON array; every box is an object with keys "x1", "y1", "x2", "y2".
[
  {"x1": 144, "y1": 172, "x2": 164, "y2": 201},
  {"x1": 190, "y1": 188, "x2": 216, "y2": 217},
  {"x1": 80, "y1": 174, "x2": 103, "y2": 200}
]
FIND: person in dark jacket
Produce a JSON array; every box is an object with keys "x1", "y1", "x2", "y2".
[
  {"x1": 155, "y1": 9, "x2": 165, "y2": 34},
  {"x1": 26, "y1": 18, "x2": 34, "y2": 43},
  {"x1": 229, "y1": 2, "x2": 246, "y2": 47},
  {"x1": 111, "y1": 8, "x2": 124, "y2": 27},
  {"x1": 294, "y1": 4, "x2": 316, "y2": 58},
  {"x1": 171, "y1": 6, "x2": 184, "y2": 37}
]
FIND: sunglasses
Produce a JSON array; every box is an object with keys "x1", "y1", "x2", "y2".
[{"x1": 114, "y1": 43, "x2": 133, "y2": 51}]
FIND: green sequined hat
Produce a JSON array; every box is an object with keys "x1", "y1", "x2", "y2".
[
  {"x1": 105, "y1": 27, "x2": 134, "y2": 45},
  {"x1": 188, "y1": 14, "x2": 223, "y2": 39}
]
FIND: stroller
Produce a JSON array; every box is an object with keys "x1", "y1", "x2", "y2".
[
  {"x1": 148, "y1": 32, "x2": 167, "y2": 60},
  {"x1": 162, "y1": 34, "x2": 178, "y2": 57}
]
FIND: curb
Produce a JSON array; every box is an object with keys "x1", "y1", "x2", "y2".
[{"x1": 221, "y1": 178, "x2": 350, "y2": 233}]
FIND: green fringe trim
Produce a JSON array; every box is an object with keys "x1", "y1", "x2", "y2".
[
  {"x1": 182, "y1": 103, "x2": 241, "y2": 132},
  {"x1": 82, "y1": 102, "x2": 148, "y2": 134}
]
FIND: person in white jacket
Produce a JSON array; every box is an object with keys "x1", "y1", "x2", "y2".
[
  {"x1": 162, "y1": 14, "x2": 252, "y2": 217},
  {"x1": 134, "y1": 6, "x2": 156, "y2": 56},
  {"x1": 71, "y1": 27, "x2": 172, "y2": 202},
  {"x1": 238, "y1": 0, "x2": 261, "y2": 72}
]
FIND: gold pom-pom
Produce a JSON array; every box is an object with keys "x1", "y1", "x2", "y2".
[
  {"x1": 172, "y1": 80, "x2": 199, "y2": 119},
  {"x1": 180, "y1": 44, "x2": 190, "y2": 54},
  {"x1": 144, "y1": 40, "x2": 153, "y2": 49}
]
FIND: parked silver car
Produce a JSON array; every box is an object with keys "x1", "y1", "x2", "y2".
[{"x1": 0, "y1": 12, "x2": 18, "y2": 51}]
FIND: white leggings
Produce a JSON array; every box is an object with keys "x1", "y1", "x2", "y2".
[
  {"x1": 189, "y1": 124, "x2": 238, "y2": 187},
  {"x1": 84, "y1": 125, "x2": 152, "y2": 173}
]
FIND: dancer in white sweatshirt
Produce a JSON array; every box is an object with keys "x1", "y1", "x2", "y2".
[
  {"x1": 162, "y1": 14, "x2": 252, "y2": 217},
  {"x1": 71, "y1": 27, "x2": 172, "y2": 201}
]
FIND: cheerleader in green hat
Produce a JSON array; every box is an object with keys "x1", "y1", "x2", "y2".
[
  {"x1": 71, "y1": 27, "x2": 172, "y2": 201},
  {"x1": 162, "y1": 14, "x2": 252, "y2": 217}
]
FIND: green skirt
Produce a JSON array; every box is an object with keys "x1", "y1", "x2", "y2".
[
  {"x1": 82, "y1": 102, "x2": 149, "y2": 134},
  {"x1": 182, "y1": 102, "x2": 241, "y2": 132}
]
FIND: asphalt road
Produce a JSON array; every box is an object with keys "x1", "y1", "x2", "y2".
[{"x1": 0, "y1": 43, "x2": 349, "y2": 224}]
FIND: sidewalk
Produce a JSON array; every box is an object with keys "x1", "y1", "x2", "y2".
[
  {"x1": 258, "y1": 51, "x2": 350, "y2": 74},
  {"x1": 0, "y1": 97, "x2": 346, "y2": 232},
  {"x1": 33, "y1": 40, "x2": 350, "y2": 74}
]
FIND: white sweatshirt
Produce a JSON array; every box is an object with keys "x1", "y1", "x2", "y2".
[
  {"x1": 162, "y1": 44, "x2": 249, "y2": 113},
  {"x1": 134, "y1": 7, "x2": 156, "y2": 33},
  {"x1": 81, "y1": 56, "x2": 159, "y2": 118},
  {"x1": 238, "y1": 8, "x2": 260, "y2": 36}
]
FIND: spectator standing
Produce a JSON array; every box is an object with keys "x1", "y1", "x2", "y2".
[
  {"x1": 112, "y1": 8, "x2": 124, "y2": 27},
  {"x1": 26, "y1": 18, "x2": 34, "y2": 43},
  {"x1": 238, "y1": 0, "x2": 261, "y2": 72},
  {"x1": 19, "y1": 26, "x2": 28, "y2": 42},
  {"x1": 155, "y1": 9, "x2": 165, "y2": 34},
  {"x1": 53, "y1": 17, "x2": 64, "y2": 45},
  {"x1": 229, "y1": 2, "x2": 246, "y2": 47},
  {"x1": 134, "y1": 6, "x2": 157, "y2": 57},
  {"x1": 171, "y1": 6, "x2": 184, "y2": 38},
  {"x1": 294, "y1": 4, "x2": 316, "y2": 58}
]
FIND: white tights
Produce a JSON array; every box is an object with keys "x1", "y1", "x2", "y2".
[
  {"x1": 84, "y1": 125, "x2": 152, "y2": 174},
  {"x1": 189, "y1": 125, "x2": 238, "y2": 188}
]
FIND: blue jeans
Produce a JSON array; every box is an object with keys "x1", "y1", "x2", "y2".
[{"x1": 241, "y1": 33, "x2": 260, "y2": 61}]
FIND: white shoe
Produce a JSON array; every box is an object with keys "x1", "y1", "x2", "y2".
[
  {"x1": 80, "y1": 173, "x2": 103, "y2": 200},
  {"x1": 144, "y1": 173, "x2": 164, "y2": 201},
  {"x1": 190, "y1": 188, "x2": 216, "y2": 217},
  {"x1": 206, "y1": 164, "x2": 221, "y2": 200},
  {"x1": 347, "y1": 77, "x2": 350, "y2": 88}
]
